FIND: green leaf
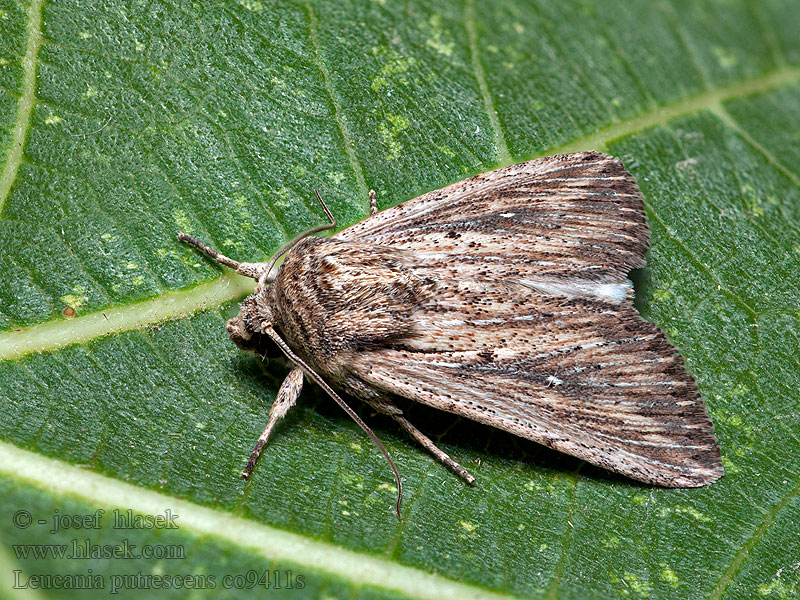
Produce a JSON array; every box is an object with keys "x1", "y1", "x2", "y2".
[{"x1": 1, "y1": 1, "x2": 799, "y2": 598}]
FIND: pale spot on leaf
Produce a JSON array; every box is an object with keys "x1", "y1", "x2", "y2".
[
  {"x1": 172, "y1": 209, "x2": 193, "y2": 233},
  {"x1": 422, "y1": 14, "x2": 455, "y2": 57},
  {"x1": 236, "y1": 0, "x2": 264, "y2": 11},
  {"x1": 660, "y1": 564, "x2": 680, "y2": 587},
  {"x1": 713, "y1": 46, "x2": 738, "y2": 68},
  {"x1": 61, "y1": 285, "x2": 90, "y2": 312},
  {"x1": 378, "y1": 114, "x2": 409, "y2": 161},
  {"x1": 327, "y1": 171, "x2": 345, "y2": 185},
  {"x1": 459, "y1": 520, "x2": 477, "y2": 533},
  {"x1": 370, "y1": 46, "x2": 417, "y2": 92}
]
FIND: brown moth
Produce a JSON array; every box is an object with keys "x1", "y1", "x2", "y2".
[{"x1": 179, "y1": 151, "x2": 723, "y2": 515}]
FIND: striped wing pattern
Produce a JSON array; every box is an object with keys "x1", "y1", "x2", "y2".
[
  {"x1": 338, "y1": 151, "x2": 649, "y2": 285},
  {"x1": 350, "y1": 277, "x2": 721, "y2": 486},
  {"x1": 336, "y1": 152, "x2": 722, "y2": 486}
]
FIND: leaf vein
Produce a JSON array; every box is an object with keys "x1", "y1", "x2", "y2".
[
  {"x1": 465, "y1": 0, "x2": 511, "y2": 165},
  {"x1": 645, "y1": 200, "x2": 758, "y2": 318},
  {"x1": 0, "y1": 0, "x2": 43, "y2": 214},
  {"x1": 304, "y1": 0, "x2": 369, "y2": 210},
  {"x1": 713, "y1": 102, "x2": 800, "y2": 188},
  {"x1": 710, "y1": 477, "x2": 800, "y2": 600}
]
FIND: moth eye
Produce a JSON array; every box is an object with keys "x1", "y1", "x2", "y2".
[{"x1": 226, "y1": 317, "x2": 252, "y2": 343}]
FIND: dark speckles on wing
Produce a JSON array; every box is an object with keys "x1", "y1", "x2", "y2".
[
  {"x1": 275, "y1": 152, "x2": 722, "y2": 488},
  {"x1": 337, "y1": 151, "x2": 649, "y2": 283}
]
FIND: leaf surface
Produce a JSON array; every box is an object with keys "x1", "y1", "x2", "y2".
[{"x1": 1, "y1": 1, "x2": 799, "y2": 598}]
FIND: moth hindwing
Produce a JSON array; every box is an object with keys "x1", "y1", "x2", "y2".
[{"x1": 179, "y1": 151, "x2": 723, "y2": 514}]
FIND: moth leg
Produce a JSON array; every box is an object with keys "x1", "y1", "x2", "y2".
[
  {"x1": 367, "y1": 398, "x2": 476, "y2": 485},
  {"x1": 241, "y1": 366, "x2": 304, "y2": 480},
  {"x1": 368, "y1": 189, "x2": 378, "y2": 215}
]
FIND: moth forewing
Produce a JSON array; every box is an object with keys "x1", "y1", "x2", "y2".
[
  {"x1": 179, "y1": 150, "x2": 722, "y2": 515},
  {"x1": 337, "y1": 151, "x2": 721, "y2": 488}
]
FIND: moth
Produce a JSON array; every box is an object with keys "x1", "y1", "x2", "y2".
[{"x1": 179, "y1": 151, "x2": 723, "y2": 515}]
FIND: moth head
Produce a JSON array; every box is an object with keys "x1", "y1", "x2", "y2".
[
  {"x1": 176, "y1": 232, "x2": 289, "y2": 360},
  {"x1": 177, "y1": 189, "x2": 336, "y2": 358},
  {"x1": 225, "y1": 293, "x2": 283, "y2": 358}
]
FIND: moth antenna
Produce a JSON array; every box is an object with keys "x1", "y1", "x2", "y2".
[
  {"x1": 178, "y1": 233, "x2": 263, "y2": 280},
  {"x1": 263, "y1": 326, "x2": 403, "y2": 519},
  {"x1": 257, "y1": 190, "x2": 337, "y2": 291},
  {"x1": 314, "y1": 188, "x2": 337, "y2": 227},
  {"x1": 178, "y1": 233, "x2": 241, "y2": 271}
]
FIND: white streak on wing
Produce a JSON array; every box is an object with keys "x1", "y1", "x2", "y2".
[
  {"x1": 438, "y1": 319, "x2": 466, "y2": 326},
  {"x1": 527, "y1": 190, "x2": 640, "y2": 198},
  {"x1": 571, "y1": 380, "x2": 677, "y2": 387},
  {"x1": 530, "y1": 159, "x2": 608, "y2": 176},
  {"x1": 519, "y1": 277, "x2": 632, "y2": 302},
  {"x1": 592, "y1": 432, "x2": 692, "y2": 450},
  {"x1": 543, "y1": 176, "x2": 626, "y2": 183},
  {"x1": 513, "y1": 314, "x2": 540, "y2": 322},
  {"x1": 471, "y1": 317, "x2": 504, "y2": 326},
  {"x1": 596, "y1": 282, "x2": 631, "y2": 302},
  {"x1": 408, "y1": 252, "x2": 452, "y2": 261},
  {"x1": 546, "y1": 375, "x2": 563, "y2": 386}
]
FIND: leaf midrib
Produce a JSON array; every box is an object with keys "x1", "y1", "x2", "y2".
[
  {"x1": 465, "y1": 0, "x2": 511, "y2": 164},
  {"x1": 0, "y1": 440, "x2": 516, "y2": 600}
]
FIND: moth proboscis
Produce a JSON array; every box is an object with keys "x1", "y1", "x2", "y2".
[{"x1": 179, "y1": 151, "x2": 723, "y2": 517}]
